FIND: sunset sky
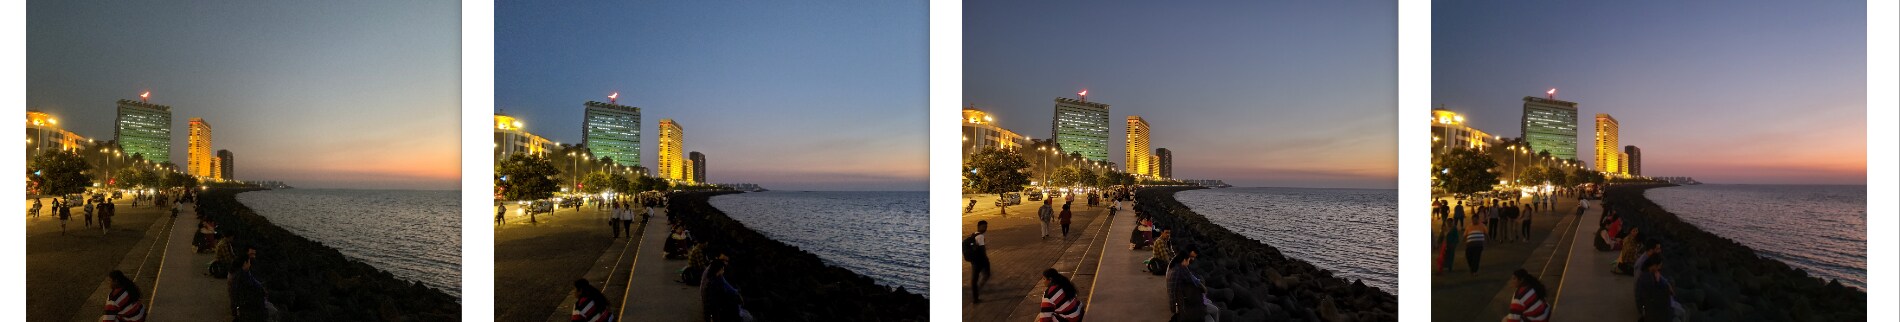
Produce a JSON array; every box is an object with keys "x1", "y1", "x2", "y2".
[
  {"x1": 27, "y1": 1, "x2": 461, "y2": 190},
  {"x1": 496, "y1": 1, "x2": 928, "y2": 191},
  {"x1": 965, "y1": 0, "x2": 1398, "y2": 189},
  {"x1": 1435, "y1": 0, "x2": 1866, "y2": 185}
]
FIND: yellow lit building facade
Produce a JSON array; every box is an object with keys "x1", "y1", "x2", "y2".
[
  {"x1": 187, "y1": 117, "x2": 216, "y2": 178},
  {"x1": 1430, "y1": 108, "x2": 1496, "y2": 152},
  {"x1": 658, "y1": 119, "x2": 689, "y2": 183},
  {"x1": 1594, "y1": 113, "x2": 1625, "y2": 176},
  {"x1": 27, "y1": 111, "x2": 89, "y2": 157},
  {"x1": 1125, "y1": 115, "x2": 1152, "y2": 176},
  {"x1": 960, "y1": 108, "x2": 1027, "y2": 163},
  {"x1": 494, "y1": 114, "x2": 554, "y2": 158}
]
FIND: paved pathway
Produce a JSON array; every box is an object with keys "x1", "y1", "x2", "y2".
[
  {"x1": 494, "y1": 205, "x2": 618, "y2": 322},
  {"x1": 60, "y1": 199, "x2": 180, "y2": 322},
  {"x1": 961, "y1": 194, "x2": 1113, "y2": 321},
  {"x1": 1551, "y1": 199, "x2": 1640, "y2": 320},
  {"x1": 1429, "y1": 194, "x2": 1583, "y2": 321},
  {"x1": 146, "y1": 202, "x2": 232, "y2": 320},
  {"x1": 622, "y1": 210, "x2": 702, "y2": 321},
  {"x1": 1080, "y1": 207, "x2": 1170, "y2": 321}
]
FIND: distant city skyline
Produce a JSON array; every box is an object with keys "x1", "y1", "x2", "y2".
[
  {"x1": 496, "y1": 1, "x2": 927, "y2": 191},
  {"x1": 27, "y1": 1, "x2": 461, "y2": 190},
  {"x1": 1435, "y1": 0, "x2": 1865, "y2": 185},
  {"x1": 966, "y1": 0, "x2": 1398, "y2": 189}
]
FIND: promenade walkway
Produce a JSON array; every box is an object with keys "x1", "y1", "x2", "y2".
[
  {"x1": 1551, "y1": 198, "x2": 1639, "y2": 319},
  {"x1": 495, "y1": 205, "x2": 619, "y2": 321},
  {"x1": 1080, "y1": 206, "x2": 1170, "y2": 321},
  {"x1": 620, "y1": 210, "x2": 702, "y2": 321},
  {"x1": 542, "y1": 208, "x2": 650, "y2": 322},
  {"x1": 146, "y1": 202, "x2": 232, "y2": 321},
  {"x1": 1429, "y1": 194, "x2": 1584, "y2": 321},
  {"x1": 29, "y1": 197, "x2": 179, "y2": 322},
  {"x1": 961, "y1": 194, "x2": 1113, "y2": 321}
]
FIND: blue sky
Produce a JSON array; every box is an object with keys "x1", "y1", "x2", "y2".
[{"x1": 496, "y1": 1, "x2": 928, "y2": 191}]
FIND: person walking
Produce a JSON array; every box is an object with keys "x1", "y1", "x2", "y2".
[
  {"x1": 1038, "y1": 268, "x2": 1085, "y2": 322},
  {"x1": 1464, "y1": 220, "x2": 1487, "y2": 274},
  {"x1": 570, "y1": 279, "x2": 617, "y2": 322},
  {"x1": 965, "y1": 221, "x2": 991, "y2": 303},
  {"x1": 1038, "y1": 202, "x2": 1054, "y2": 239},
  {"x1": 84, "y1": 198, "x2": 95, "y2": 228},
  {"x1": 619, "y1": 202, "x2": 635, "y2": 237},
  {"x1": 100, "y1": 200, "x2": 115, "y2": 233},
  {"x1": 57, "y1": 200, "x2": 71, "y2": 235},
  {"x1": 1452, "y1": 200, "x2": 1466, "y2": 228},
  {"x1": 31, "y1": 198, "x2": 42, "y2": 218},
  {"x1": 1058, "y1": 203, "x2": 1073, "y2": 238},
  {"x1": 101, "y1": 270, "x2": 147, "y2": 322},
  {"x1": 609, "y1": 202, "x2": 624, "y2": 238},
  {"x1": 1505, "y1": 269, "x2": 1551, "y2": 322},
  {"x1": 1519, "y1": 202, "x2": 1534, "y2": 242},
  {"x1": 496, "y1": 204, "x2": 507, "y2": 226},
  {"x1": 1437, "y1": 222, "x2": 1460, "y2": 273}
]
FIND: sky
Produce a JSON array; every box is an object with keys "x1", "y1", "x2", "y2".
[
  {"x1": 965, "y1": 0, "x2": 1398, "y2": 189},
  {"x1": 28, "y1": 1, "x2": 461, "y2": 190},
  {"x1": 496, "y1": 1, "x2": 928, "y2": 191},
  {"x1": 1435, "y1": 1, "x2": 1866, "y2": 185}
]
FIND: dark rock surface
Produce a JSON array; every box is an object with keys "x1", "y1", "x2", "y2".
[
  {"x1": 668, "y1": 191, "x2": 928, "y2": 321},
  {"x1": 1137, "y1": 187, "x2": 1398, "y2": 322},
  {"x1": 1603, "y1": 184, "x2": 1865, "y2": 321},
  {"x1": 197, "y1": 189, "x2": 459, "y2": 321}
]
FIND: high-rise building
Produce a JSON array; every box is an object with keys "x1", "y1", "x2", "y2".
[
  {"x1": 1594, "y1": 113, "x2": 1623, "y2": 175},
  {"x1": 494, "y1": 114, "x2": 554, "y2": 158},
  {"x1": 187, "y1": 118, "x2": 215, "y2": 178},
  {"x1": 1431, "y1": 107, "x2": 1498, "y2": 152},
  {"x1": 116, "y1": 99, "x2": 173, "y2": 164},
  {"x1": 1155, "y1": 148, "x2": 1172, "y2": 179},
  {"x1": 218, "y1": 149, "x2": 235, "y2": 180},
  {"x1": 1125, "y1": 116, "x2": 1151, "y2": 176},
  {"x1": 961, "y1": 108, "x2": 1028, "y2": 162},
  {"x1": 689, "y1": 151, "x2": 706, "y2": 184},
  {"x1": 658, "y1": 119, "x2": 687, "y2": 183},
  {"x1": 1625, "y1": 145, "x2": 1641, "y2": 176},
  {"x1": 1520, "y1": 96, "x2": 1579, "y2": 160},
  {"x1": 582, "y1": 101, "x2": 641, "y2": 167},
  {"x1": 1051, "y1": 96, "x2": 1111, "y2": 162},
  {"x1": 27, "y1": 111, "x2": 90, "y2": 157}
]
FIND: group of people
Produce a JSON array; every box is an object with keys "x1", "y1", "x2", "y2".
[
  {"x1": 1591, "y1": 200, "x2": 1685, "y2": 321},
  {"x1": 607, "y1": 196, "x2": 662, "y2": 238},
  {"x1": 33, "y1": 189, "x2": 191, "y2": 236}
]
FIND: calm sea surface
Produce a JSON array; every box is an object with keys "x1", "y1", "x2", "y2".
[
  {"x1": 1176, "y1": 187, "x2": 1398, "y2": 293},
  {"x1": 709, "y1": 191, "x2": 928, "y2": 296},
  {"x1": 1647, "y1": 184, "x2": 1866, "y2": 289},
  {"x1": 237, "y1": 189, "x2": 461, "y2": 297}
]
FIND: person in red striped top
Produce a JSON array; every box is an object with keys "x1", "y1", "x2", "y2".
[
  {"x1": 1039, "y1": 268, "x2": 1085, "y2": 322},
  {"x1": 101, "y1": 270, "x2": 145, "y2": 322},
  {"x1": 1506, "y1": 269, "x2": 1551, "y2": 322},
  {"x1": 571, "y1": 279, "x2": 617, "y2": 322}
]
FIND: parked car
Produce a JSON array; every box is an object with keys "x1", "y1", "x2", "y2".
[
  {"x1": 1024, "y1": 189, "x2": 1044, "y2": 202},
  {"x1": 996, "y1": 192, "x2": 1022, "y2": 207}
]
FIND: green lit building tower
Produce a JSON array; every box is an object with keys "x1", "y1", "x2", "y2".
[
  {"x1": 116, "y1": 99, "x2": 173, "y2": 164},
  {"x1": 1051, "y1": 95, "x2": 1111, "y2": 162},
  {"x1": 1520, "y1": 96, "x2": 1579, "y2": 160},
  {"x1": 582, "y1": 100, "x2": 641, "y2": 167}
]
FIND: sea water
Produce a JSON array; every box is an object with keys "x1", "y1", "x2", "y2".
[
  {"x1": 1175, "y1": 187, "x2": 1398, "y2": 293},
  {"x1": 709, "y1": 191, "x2": 928, "y2": 296},
  {"x1": 236, "y1": 189, "x2": 461, "y2": 297},
  {"x1": 1647, "y1": 184, "x2": 1866, "y2": 289}
]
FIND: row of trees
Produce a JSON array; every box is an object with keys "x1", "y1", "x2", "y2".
[
  {"x1": 29, "y1": 149, "x2": 200, "y2": 197},
  {"x1": 496, "y1": 153, "x2": 717, "y2": 201},
  {"x1": 1433, "y1": 146, "x2": 1608, "y2": 195},
  {"x1": 964, "y1": 147, "x2": 1178, "y2": 198}
]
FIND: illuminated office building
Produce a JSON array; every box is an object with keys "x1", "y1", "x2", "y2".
[
  {"x1": 1594, "y1": 113, "x2": 1624, "y2": 175},
  {"x1": 583, "y1": 101, "x2": 641, "y2": 167},
  {"x1": 1520, "y1": 96, "x2": 1578, "y2": 160},
  {"x1": 187, "y1": 118, "x2": 215, "y2": 178},
  {"x1": 1051, "y1": 95, "x2": 1110, "y2": 162},
  {"x1": 1125, "y1": 116, "x2": 1151, "y2": 176},
  {"x1": 494, "y1": 113, "x2": 554, "y2": 158},
  {"x1": 658, "y1": 119, "x2": 687, "y2": 183},
  {"x1": 116, "y1": 99, "x2": 174, "y2": 163}
]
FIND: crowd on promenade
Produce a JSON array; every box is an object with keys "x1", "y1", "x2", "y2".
[
  {"x1": 563, "y1": 191, "x2": 758, "y2": 322},
  {"x1": 30, "y1": 189, "x2": 193, "y2": 236}
]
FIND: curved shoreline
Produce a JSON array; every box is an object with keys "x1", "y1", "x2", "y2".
[
  {"x1": 1137, "y1": 186, "x2": 1398, "y2": 321},
  {"x1": 197, "y1": 189, "x2": 460, "y2": 320},
  {"x1": 1605, "y1": 184, "x2": 1864, "y2": 321},
  {"x1": 671, "y1": 191, "x2": 928, "y2": 321}
]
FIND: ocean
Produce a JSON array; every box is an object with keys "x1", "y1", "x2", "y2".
[
  {"x1": 1646, "y1": 184, "x2": 1866, "y2": 289},
  {"x1": 1175, "y1": 187, "x2": 1398, "y2": 293},
  {"x1": 708, "y1": 191, "x2": 929, "y2": 296},
  {"x1": 236, "y1": 189, "x2": 462, "y2": 297}
]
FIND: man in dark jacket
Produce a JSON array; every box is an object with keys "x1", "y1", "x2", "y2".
[
  {"x1": 1635, "y1": 255, "x2": 1676, "y2": 322},
  {"x1": 1166, "y1": 253, "x2": 1208, "y2": 321}
]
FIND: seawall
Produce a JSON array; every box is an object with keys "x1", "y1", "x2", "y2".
[
  {"x1": 669, "y1": 191, "x2": 928, "y2": 321},
  {"x1": 1136, "y1": 186, "x2": 1399, "y2": 321}
]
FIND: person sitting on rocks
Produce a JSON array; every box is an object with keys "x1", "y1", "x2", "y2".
[
  {"x1": 1131, "y1": 218, "x2": 1156, "y2": 250},
  {"x1": 569, "y1": 279, "x2": 616, "y2": 322},
  {"x1": 1611, "y1": 228, "x2": 1644, "y2": 275},
  {"x1": 701, "y1": 260, "x2": 749, "y2": 322},
  {"x1": 1166, "y1": 253, "x2": 1216, "y2": 322},
  {"x1": 1039, "y1": 268, "x2": 1085, "y2": 322},
  {"x1": 1506, "y1": 269, "x2": 1551, "y2": 322},
  {"x1": 665, "y1": 225, "x2": 693, "y2": 259},
  {"x1": 1635, "y1": 255, "x2": 1682, "y2": 322}
]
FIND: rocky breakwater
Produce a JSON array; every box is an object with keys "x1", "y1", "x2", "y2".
[
  {"x1": 1604, "y1": 184, "x2": 1864, "y2": 321},
  {"x1": 668, "y1": 191, "x2": 928, "y2": 321},
  {"x1": 1136, "y1": 186, "x2": 1398, "y2": 322},
  {"x1": 196, "y1": 189, "x2": 459, "y2": 321}
]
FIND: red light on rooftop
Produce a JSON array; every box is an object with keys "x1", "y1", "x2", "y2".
[
  {"x1": 1546, "y1": 88, "x2": 1556, "y2": 99},
  {"x1": 608, "y1": 92, "x2": 618, "y2": 104},
  {"x1": 140, "y1": 91, "x2": 151, "y2": 102},
  {"x1": 1078, "y1": 89, "x2": 1089, "y2": 101}
]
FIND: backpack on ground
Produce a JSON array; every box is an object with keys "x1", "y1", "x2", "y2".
[{"x1": 1144, "y1": 257, "x2": 1168, "y2": 275}]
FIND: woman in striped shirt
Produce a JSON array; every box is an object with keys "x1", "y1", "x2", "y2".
[
  {"x1": 571, "y1": 279, "x2": 616, "y2": 322},
  {"x1": 1464, "y1": 220, "x2": 1487, "y2": 274},
  {"x1": 1039, "y1": 268, "x2": 1084, "y2": 322},
  {"x1": 101, "y1": 270, "x2": 145, "y2": 322},
  {"x1": 1506, "y1": 269, "x2": 1551, "y2": 322}
]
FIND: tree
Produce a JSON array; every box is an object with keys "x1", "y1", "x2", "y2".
[
  {"x1": 965, "y1": 147, "x2": 1031, "y2": 196},
  {"x1": 1571, "y1": 168, "x2": 1606, "y2": 185},
  {"x1": 581, "y1": 172, "x2": 613, "y2": 194},
  {"x1": 111, "y1": 167, "x2": 155, "y2": 189},
  {"x1": 1434, "y1": 147, "x2": 1501, "y2": 195},
  {"x1": 160, "y1": 170, "x2": 197, "y2": 189},
  {"x1": 1545, "y1": 166, "x2": 1570, "y2": 186},
  {"x1": 1077, "y1": 170, "x2": 1100, "y2": 188},
  {"x1": 31, "y1": 150, "x2": 92, "y2": 197},
  {"x1": 1050, "y1": 166, "x2": 1082, "y2": 187},
  {"x1": 609, "y1": 173, "x2": 634, "y2": 193},
  {"x1": 497, "y1": 154, "x2": 561, "y2": 201}
]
